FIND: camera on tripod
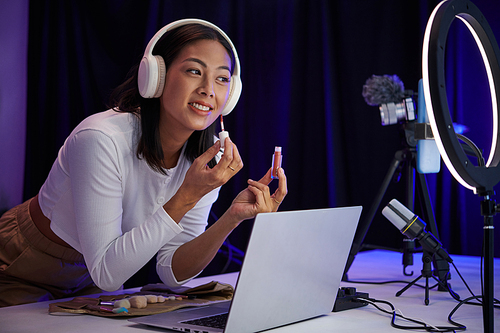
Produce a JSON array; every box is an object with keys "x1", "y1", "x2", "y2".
[
  {"x1": 362, "y1": 74, "x2": 417, "y2": 126},
  {"x1": 362, "y1": 74, "x2": 440, "y2": 174},
  {"x1": 356, "y1": 74, "x2": 450, "y2": 296}
]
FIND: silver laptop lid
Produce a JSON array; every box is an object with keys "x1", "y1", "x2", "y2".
[
  {"x1": 224, "y1": 206, "x2": 362, "y2": 333},
  {"x1": 128, "y1": 206, "x2": 362, "y2": 333}
]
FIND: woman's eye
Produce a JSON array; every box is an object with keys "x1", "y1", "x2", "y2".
[
  {"x1": 187, "y1": 69, "x2": 201, "y2": 75},
  {"x1": 217, "y1": 76, "x2": 230, "y2": 83}
]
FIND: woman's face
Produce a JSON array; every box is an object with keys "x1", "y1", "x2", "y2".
[{"x1": 159, "y1": 39, "x2": 232, "y2": 137}]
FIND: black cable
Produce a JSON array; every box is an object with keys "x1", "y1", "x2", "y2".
[
  {"x1": 346, "y1": 251, "x2": 499, "y2": 309},
  {"x1": 210, "y1": 211, "x2": 244, "y2": 273},
  {"x1": 447, "y1": 251, "x2": 500, "y2": 309},
  {"x1": 447, "y1": 296, "x2": 481, "y2": 328},
  {"x1": 447, "y1": 295, "x2": 500, "y2": 329},
  {"x1": 456, "y1": 133, "x2": 485, "y2": 166},
  {"x1": 346, "y1": 278, "x2": 438, "y2": 290},
  {"x1": 219, "y1": 238, "x2": 244, "y2": 273},
  {"x1": 450, "y1": 262, "x2": 475, "y2": 300},
  {"x1": 355, "y1": 296, "x2": 466, "y2": 332},
  {"x1": 347, "y1": 252, "x2": 500, "y2": 331}
]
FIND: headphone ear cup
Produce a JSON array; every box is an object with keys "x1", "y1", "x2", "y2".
[
  {"x1": 138, "y1": 55, "x2": 156, "y2": 98},
  {"x1": 138, "y1": 55, "x2": 166, "y2": 98},
  {"x1": 153, "y1": 55, "x2": 166, "y2": 98},
  {"x1": 221, "y1": 75, "x2": 242, "y2": 116}
]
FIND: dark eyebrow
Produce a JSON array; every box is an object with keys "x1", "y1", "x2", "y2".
[{"x1": 182, "y1": 57, "x2": 231, "y2": 72}]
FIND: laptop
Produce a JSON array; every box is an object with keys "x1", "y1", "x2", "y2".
[{"x1": 129, "y1": 206, "x2": 362, "y2": 333}]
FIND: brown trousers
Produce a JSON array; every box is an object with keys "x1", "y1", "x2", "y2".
[{"x1": 0, "y1": 198, "x2": 101, "y2": 307}]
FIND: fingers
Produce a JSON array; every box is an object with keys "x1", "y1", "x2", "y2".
[
  {"x1": 254, "y1": 167, "x2": 287, "y2": 201},
  {"x1": 247, "y1": 178, "x2": 271, "y2": 202},
  {"x1": 226, "y1": 138, "x2": 244, "y2": 172},
  {"x1": 216, "y1": 137, "x2": 244, "y2": 174},
  {"x1": 191, "y1": 140, "x2": 222, "y2": 169},
  {"x1": 247, "y1": 168, "x2": 287, "y2": 212},
  {"x1": 186, "y1": 139, "x2": 243, "y2": 193},
  {"x1": 272, "y1": 168, "x2": 288, "y2": 206},
  {"x1": 256, "y1": 168, "x2": 273, "y2": 186}
]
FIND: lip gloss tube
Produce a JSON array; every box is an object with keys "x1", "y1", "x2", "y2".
[
  {"x1": 219, "y1": 115, "x2": 229, "y2": 149},
  {"x1": 271, "y1": 146, "x2": 282, "y2": 179},
  {"x1": 219, "y1": 130, "x2": 229, "y2": 149}
]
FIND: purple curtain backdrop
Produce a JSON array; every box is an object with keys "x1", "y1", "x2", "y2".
[{"x1": 0, "y1": 0, "x2": 28, "y2": 211}]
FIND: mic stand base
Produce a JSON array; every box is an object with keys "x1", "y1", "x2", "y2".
[{"x1": 395, "y1": 251, "x2": 454, "y2": 305}]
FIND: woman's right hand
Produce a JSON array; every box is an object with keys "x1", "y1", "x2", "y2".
[{"x1": 164, "y1": 138, "x2": 243, "y2": 222}]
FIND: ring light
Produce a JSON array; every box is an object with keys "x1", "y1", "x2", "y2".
[{"x1": 422, "y1": 0, "x2": 500, "y2": 194}]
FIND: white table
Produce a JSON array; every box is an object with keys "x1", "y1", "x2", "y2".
[{"x1": 1, "y1": 250, "x2": 499, "y2": 332}]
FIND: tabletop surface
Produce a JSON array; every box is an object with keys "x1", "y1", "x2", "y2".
[{"x1": 0, "y1": 249, "x2": 498, "y2": 332}]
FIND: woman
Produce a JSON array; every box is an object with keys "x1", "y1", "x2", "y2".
[{"x1": 0, "y1": 19, "x2": 287, "y2": 307}]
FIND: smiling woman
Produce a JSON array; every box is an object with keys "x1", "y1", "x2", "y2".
[
  {"x1": 115, "y1": 20, "x2": 241, "y2": 173},
  {"x1": 0, "y1": 19, "x2": 287, "y2": 307}
]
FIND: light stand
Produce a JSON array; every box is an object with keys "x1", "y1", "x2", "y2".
[
  {"x1": 481, "y1": 195, "x2": 497, "y2": 329},
  {"x1": 422, "y1": 1, "x2": 500, "y2": 331}
]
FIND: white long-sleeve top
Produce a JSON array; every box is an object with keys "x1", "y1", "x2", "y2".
[{"x1": 38, "y1": 109, "x2": 220, "y2": 291}]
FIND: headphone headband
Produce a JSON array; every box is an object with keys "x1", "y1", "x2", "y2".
[{"x1": 137, "y1": 18, "x2": 242, "y2": 116}]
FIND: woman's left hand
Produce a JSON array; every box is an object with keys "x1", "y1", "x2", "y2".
[{"x1": 227, "y1": 167, "x2": 287, "y2": 223}]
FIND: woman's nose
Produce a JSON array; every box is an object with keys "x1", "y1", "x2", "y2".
[{"x1": 198, "y1": 79, "x2": 214, "y2": 97}]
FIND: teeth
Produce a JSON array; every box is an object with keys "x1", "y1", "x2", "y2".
[{"x1": 191, "y1": 103, "x2": 210, "y2": 111}]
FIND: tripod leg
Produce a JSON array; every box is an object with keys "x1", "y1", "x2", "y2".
[
  {"x1": 420, "y1": 252, "x2": 433, "y2": 305},
  {"x1": 344, "y1": 151, "x2": 405, "y2": 279},
  {"x1": 403, "y1": 155, "x2": 417, "y2": 276},
  {"x1": 425, "y1": 276, "x2": 430, "y2": 305},
  {"x1": 397, "y1": 251, "x2": 435, "y2": 304},
  {"x1": 416, "y1": 173, "x2": 439, "y2": 236},
  {"x1": 396, "y1": 274, "x2": 423, "y2": 297}
]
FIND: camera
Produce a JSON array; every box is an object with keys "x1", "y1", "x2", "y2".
[{"x1": 362, "y1": 74, "x2": 416, "y2": 126}]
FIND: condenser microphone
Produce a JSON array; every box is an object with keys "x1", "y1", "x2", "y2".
[{"x1": 382, "y1": 199, "x2": 452, "y2": 263}]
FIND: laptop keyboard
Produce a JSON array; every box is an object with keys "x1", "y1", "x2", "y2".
[{"x1": 181, "y1": 312, "x2": 228, "y2": 329}]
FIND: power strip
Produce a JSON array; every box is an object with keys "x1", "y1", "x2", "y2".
[{"x1": 332, "y1": 287, "x2": 369, "y2": 312}]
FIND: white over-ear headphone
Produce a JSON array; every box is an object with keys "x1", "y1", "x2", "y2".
[{"x1": 137, "y1": 18, "x2": 242, "y2": 116}]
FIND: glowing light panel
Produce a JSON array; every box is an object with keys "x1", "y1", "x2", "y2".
[{"x1": 421, "y1": 0, "x2": 500, "y2": 194}]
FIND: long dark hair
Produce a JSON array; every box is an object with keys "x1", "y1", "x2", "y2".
[{"x1": 109, "y1": 24, "x2": 235, "y2": 174}]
